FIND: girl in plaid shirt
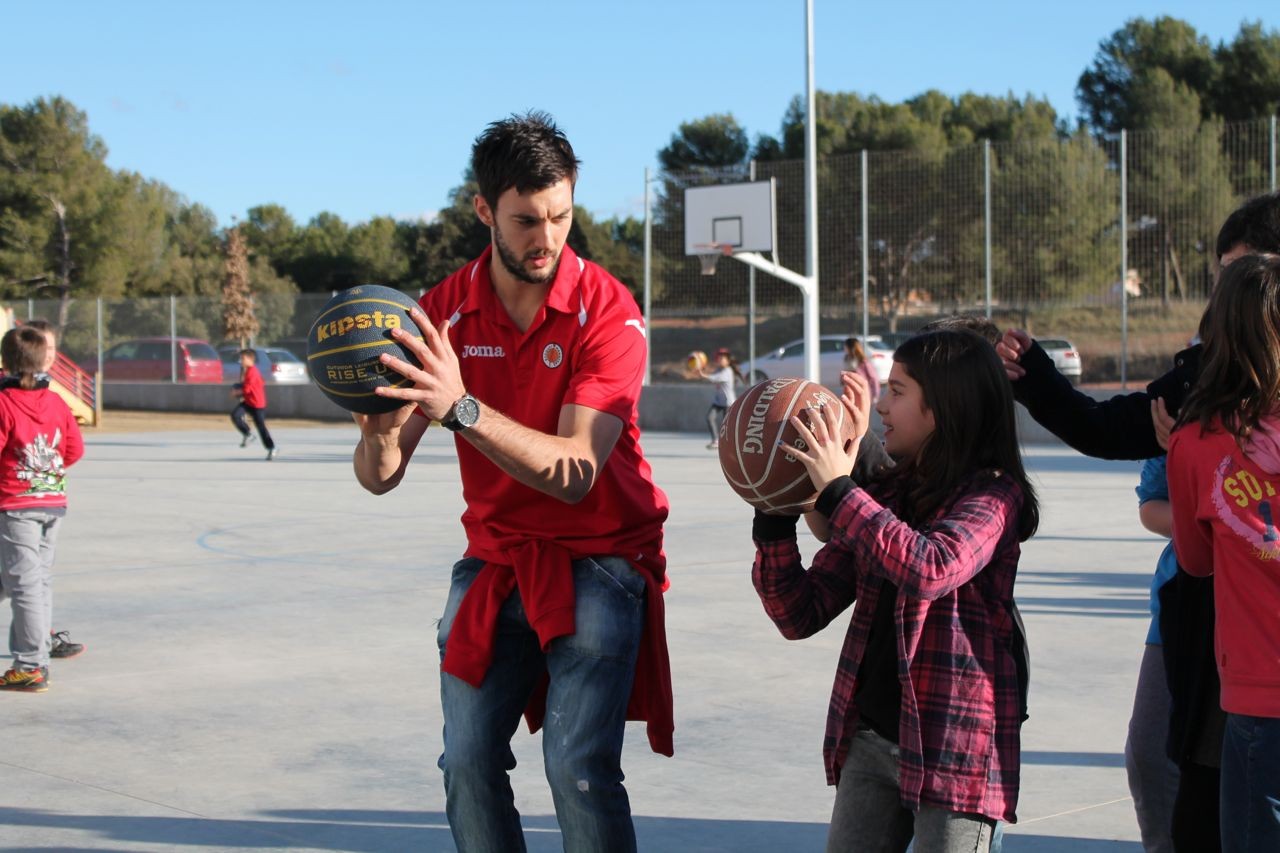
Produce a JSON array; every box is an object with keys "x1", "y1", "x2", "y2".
[{"x1": 752, "y1": 329, "x2": 1038, "y2": 853}]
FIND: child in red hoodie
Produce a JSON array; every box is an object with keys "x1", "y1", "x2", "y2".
[
  {"x1": 231, "y1": 349, "x2": 276, "y2": 461},
  {"x1": 0, "y1": 327, "x2": 84, "y2": 693},
  {"x1": 1168, "y1": 253, "x2": 1280, "y2": 852}
]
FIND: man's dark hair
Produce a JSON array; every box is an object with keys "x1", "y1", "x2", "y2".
[
  {"x1": 471, "y1": 111, "x2": 580, "y2": 211},
  {"x1": 1216, "y1": 190, "x2": 1280, "y2": 258},
  {"x1": 918, "y1": 313, "x2": 1001, "y2": 346}
]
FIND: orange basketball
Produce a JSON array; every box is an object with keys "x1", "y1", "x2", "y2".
[
  {"x1": 687, "y1": 350, "x2": 708, "y2": 372},
  {"x1": 717, "y1": 378, "x2": 857, "y2": 514}
]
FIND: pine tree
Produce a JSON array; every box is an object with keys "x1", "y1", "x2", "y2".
[{"x1": 222, "y1": 225, "x2": 258, "y2": 347}]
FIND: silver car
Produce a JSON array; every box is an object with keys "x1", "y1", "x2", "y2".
[
  {"x1": 750, "y1": 334, "x2": 893, "y2": 387},
  {"x1": 218, "y1": 346, "x2": 310, "y2": 384},
  {"x1": 1038, "y1": 338, "x2": 1083, "y2": 385}
]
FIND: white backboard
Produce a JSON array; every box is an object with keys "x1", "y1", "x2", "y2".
[{"x1": 683, "y1": 179, "x2": 776, "y2": 255}]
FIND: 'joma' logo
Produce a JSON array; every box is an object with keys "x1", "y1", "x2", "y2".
[{"x1": 461, "y1": 344, "x2": 505, "y2": 358}]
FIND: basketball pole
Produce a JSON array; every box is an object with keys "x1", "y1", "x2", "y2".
[
  {"x1": 732, "y1": 0, "x2": 819, "y2": 383},
  {"x1": 802, "y1": 0, "x2": 820, "y2": 384}
]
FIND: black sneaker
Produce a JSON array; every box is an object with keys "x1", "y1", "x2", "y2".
[
  {"x1": 240, "y1": 433, "x2": 256, "y2": 448},
  {"x1": 50, "y1": 631, "x2": 85, "y2": 659}
]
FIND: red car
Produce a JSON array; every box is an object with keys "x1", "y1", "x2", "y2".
[{"x1": 86, "y1": 337, "x2": 223, "y2": 383}]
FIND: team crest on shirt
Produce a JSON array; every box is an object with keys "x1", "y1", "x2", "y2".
[{"x1": 542, "y1": 343, "x2": 564, "y2": 369}]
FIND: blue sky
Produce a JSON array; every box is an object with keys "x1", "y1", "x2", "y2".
[{"x1": 3, "y1": 1, "x2": 1273, "y2": 228}]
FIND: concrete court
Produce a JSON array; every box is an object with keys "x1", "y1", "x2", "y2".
[{"x1": 0, "y1": 420, "x2": 1157, "y2": 852}]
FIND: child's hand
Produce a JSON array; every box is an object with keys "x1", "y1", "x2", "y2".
[
  {"x1": 996, "y1": 329, "x2": 1032, "y2": 380},
  {"x1": 788, "y1": 399, "x2": 859, "y2": 493},
  {"x1": 839, "y1": 371, "x2": 873, "y2": 443}
]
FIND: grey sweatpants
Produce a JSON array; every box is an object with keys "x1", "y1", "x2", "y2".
[
  {"x1": 1124, "y1": 643, "x2": 1179, "y2": 853},
  {"x1": 0, "y1": 509, "x2": 63, "y2": 669}
]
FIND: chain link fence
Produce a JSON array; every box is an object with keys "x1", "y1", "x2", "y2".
[
  {"x1": 644, "y1": 116, "x2": 1279, "y2": 385},
  {"x1": 3, "y1": 117, "x2": 1276, "y2": 389}
]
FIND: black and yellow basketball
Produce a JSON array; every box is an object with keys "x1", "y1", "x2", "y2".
[{"x1": 306, "y1": 284, "x2": 424, "y2": 414}]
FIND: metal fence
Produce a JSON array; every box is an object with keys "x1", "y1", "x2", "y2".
[
  {"x1": 0, "y1": 293, "x2": 344, "y2": 379},
  {"x1": 644, "y1": 116, "x2": 1279, "y2": 385},
  {"x1": 6, "y1": 117, "x2": 1277, "y2": 388}
]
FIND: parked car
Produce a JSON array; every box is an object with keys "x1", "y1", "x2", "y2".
[
  {"x1": 85, "y1": 337, "x2": 222, "y2": 383},
  {"x1": 217, "y1": 345, "x2": 310, "y2": 384},
  {"x1": 1037, "y1": 338, "x2": 1083, "y2": 384},
  {"x1": 750, "y1": 334, "x2": 894, "y2": 387}
]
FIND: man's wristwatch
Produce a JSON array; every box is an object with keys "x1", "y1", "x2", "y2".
[{"x1": 441, "y1": 393, "x2": 480, "y2": 432}]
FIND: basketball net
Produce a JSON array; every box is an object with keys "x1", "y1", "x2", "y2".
[{"x1": 694, "y1": 242, "x2": 733, "y2": 276}]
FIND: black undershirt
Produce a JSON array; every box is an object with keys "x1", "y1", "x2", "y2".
[{"x1": 854, "y1": 581, "x2": 902, "y2": 744}]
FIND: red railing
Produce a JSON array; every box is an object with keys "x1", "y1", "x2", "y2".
[{"x1": 47, "y1": 351, "x2": 97, "y2": 414}]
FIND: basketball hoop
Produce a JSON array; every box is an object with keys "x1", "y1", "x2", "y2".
[{"x1": 694, "y1": 242, "x2": 733, "y2": 276}]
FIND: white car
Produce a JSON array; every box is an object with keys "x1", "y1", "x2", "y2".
[
  {"x1": 1037, "y1": 338, "x2": 1083, "y2": 385},
  {"x1": 218, "y1": 345, "x2": 310, "y2": 384},
  {"x1": 749, "y1": 334, "x2": 893, "y2": 387}
]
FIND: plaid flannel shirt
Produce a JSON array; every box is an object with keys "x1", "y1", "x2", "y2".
[{"x1": 752, "y1": 470, "x2": 1025, "y2": 823}]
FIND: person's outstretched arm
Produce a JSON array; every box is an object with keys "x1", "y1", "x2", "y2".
[{"x1": 998, "y1": 329, "x2": 1164, "y2": 460}]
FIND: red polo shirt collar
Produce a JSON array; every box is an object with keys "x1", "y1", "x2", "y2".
[{"x1": 452, "y1": 244, "x2": 584, "y2": 329}]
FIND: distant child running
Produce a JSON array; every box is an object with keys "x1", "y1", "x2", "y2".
[
  {"x1": 1167, "y1": 253, "x2": 1280, "y2": 852},
  {"x1": 696, "y1": 347, "x2": 743, "y2": 449},
  {"x1": 0, "y1": 327, "x2": 85, "y2": 693},
  {"x1": 751, "y1": 329, "x2": 1038, "y2": 852},
  {"x1": 231, "y1": 349, "x2": 276, "y2": 460}
]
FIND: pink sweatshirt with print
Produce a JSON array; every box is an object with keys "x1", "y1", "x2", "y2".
[{"x1": 1168, "y1": 415, "x2": 1280, "y2": 717}]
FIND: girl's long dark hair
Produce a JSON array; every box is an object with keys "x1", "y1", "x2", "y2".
[
  {"x1": 880, "y1": 330, "x2": 1039, "y2": 541},
  {"x1": 1178, "y1": 253, "x2": 1280, "y2": 442}
]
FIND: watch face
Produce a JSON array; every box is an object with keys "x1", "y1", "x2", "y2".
[{"x1": 456, "y1": 395, "x2": 480, "y2": 427}]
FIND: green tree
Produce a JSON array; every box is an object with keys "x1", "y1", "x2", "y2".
[
  {"x1": 568, "y1": 208, "x2": 644, "y2": 298},
  {"x1": 348, "y1": 215, "x2": 410, "y2": 286},
  {"x1": 412, "y1": 178, "x2": 490, "y2": 288},
  {"x1": 242, "y1": 203, "x2": 298, "y2": 272},
  {"x1": 1077, "y1": 17, "x2": 1217, "y2": 133},
  {"x1": 658, "y1": 114, "x2": 750, "y2": 174},
  {"x1": 1124, "y1": 70, "x2": 1236, "y2": 302},
  {"x1": 0, "y1": 96, "x2": 115, "y2": 321},
  {"x1": 1212, "y1": 21, "x2": 1280, "y2": 120}
]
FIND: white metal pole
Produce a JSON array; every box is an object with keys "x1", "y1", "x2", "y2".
[
  {"x1": 1120, "y1": 130, "x2": 1128, "y2": 390},
  {"x1": 643, "y1": 167, "x2": 652, "y2": 386},
  {"x1": 984, "y1": 139, "x2": 993, "y2": 319},
  {"x1": 170, "y1": 295, "x2": 177, "y2": 384},
  {"x1": 802, "y1": 0, "x2": 820, "y2": 383},
  {"x1": 1271, "y1": 115, "x2": 1277, "y2": 193},
  {"x1": 861, "y1": 149, "x2": 869, "y2": 342},
  {"x1": 96, "y1": 297, "x2": 103, "y2": 378},
  {"x1": 748, "y1": 160, "x2": 757, "y2": 380}
]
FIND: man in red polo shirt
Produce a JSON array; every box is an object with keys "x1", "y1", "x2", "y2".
[{"x1": 351, "y1": 112, "x2": 671, "y2": 852}]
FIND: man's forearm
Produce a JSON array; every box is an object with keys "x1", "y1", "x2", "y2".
[
  {"x1": 461, "y1": 401, "x2": 616, "y2": 505},
  {"x1": 353, "y1": 433, "x2": 409, "y2": 494}
]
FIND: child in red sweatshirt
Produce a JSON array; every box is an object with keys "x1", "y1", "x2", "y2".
[
  {"x1": 0, "y1": 327, "x2": 84, "y2": 692},
  {"x1": 231, "y1": 349, "x2": 276, "y2": 460},
  {"x1": 1168, "y1": 253, "x2": 1280, "y2": 852}
]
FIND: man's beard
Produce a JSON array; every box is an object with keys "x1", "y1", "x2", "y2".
[{"x1": 493, "y1": 223, "x2": 560, "y2": 285}]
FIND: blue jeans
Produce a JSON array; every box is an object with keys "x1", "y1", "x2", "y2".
[
  {"x1": 1220, "y1": 712, "x2": 1280, "y2": 853},
  {"x1": 436, "y1": 555, "x2": 646, "y2": 853}
]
